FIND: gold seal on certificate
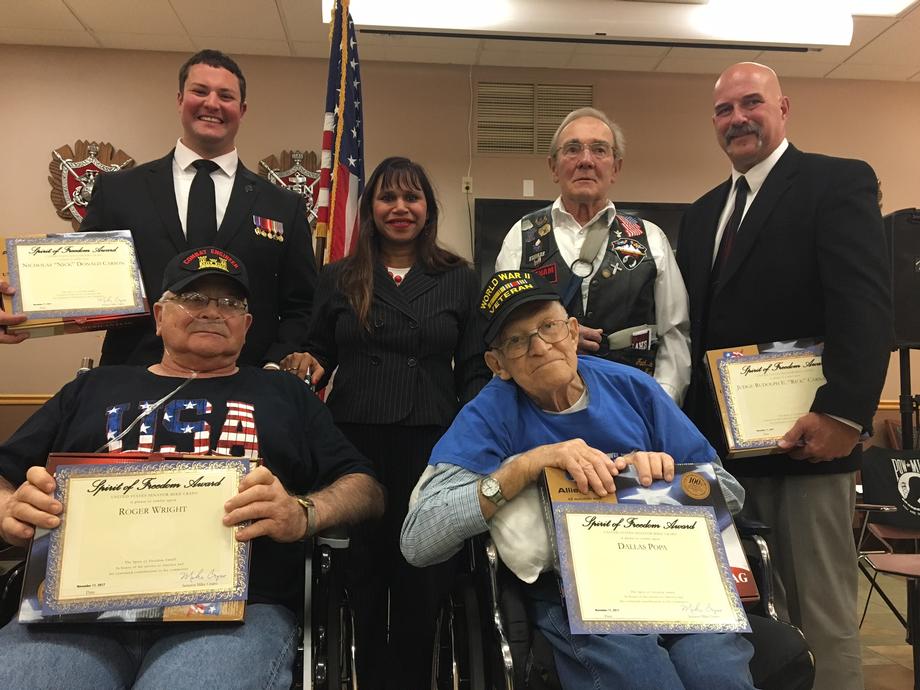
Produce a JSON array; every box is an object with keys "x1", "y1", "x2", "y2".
[
  {"x1": 2, "y1": 230, "x2": 148, "y2": 337},
  {"x1": 20, "y1": 456, "x2": 251, "y2": 621},
  {"x1": 705, "y1": 340, "x2": 825, "y2": 459}
]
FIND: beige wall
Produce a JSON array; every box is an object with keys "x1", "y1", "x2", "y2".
[{"x1": 1, "y1": 44, "x2": 919, "y2": 401}]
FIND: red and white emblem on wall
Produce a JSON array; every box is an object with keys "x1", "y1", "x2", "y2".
[
  {"x1": 258, "y1": 150, "x2": 321, "y2": 228},
  {"x1": 49, "y1": 141, "x2": 134, "y2": 229}
]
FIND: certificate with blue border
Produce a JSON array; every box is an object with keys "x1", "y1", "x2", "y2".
[
  {"x1": 553, "y1": 503, "x2": 749, "y2": 635},
  {"x1": 706, "y1": 343, "x2": 825, "y2": 458},
  {"x1": 4, "y1": 230, "x2": 146, "y2": 319},
  {"x1": 41, "y1": 459, "x2": 250, "y2": 616}
]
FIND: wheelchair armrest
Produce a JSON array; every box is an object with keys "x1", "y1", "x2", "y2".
[
  {"x1": 315, "y1": 526, "x2": 349, "y2": 550},
  {"x1": 735, "y1": 516, "x2": 771, "y2": 537}
]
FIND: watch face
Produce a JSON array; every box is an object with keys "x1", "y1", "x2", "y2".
[{"x1": 481, "y1": 476, "x2": 504, "y2": 504}]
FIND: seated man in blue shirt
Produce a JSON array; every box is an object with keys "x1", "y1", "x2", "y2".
[{"x1": 401, "y1": 269, "x2": 754, "y2": 690}]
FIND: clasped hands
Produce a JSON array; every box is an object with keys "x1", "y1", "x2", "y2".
[
  {"x1": 521, "y1": 439, "x2": 675, "y2": 497},
  {"x1": 0, "y1": 465, "x2": 309, "y2": 548}
]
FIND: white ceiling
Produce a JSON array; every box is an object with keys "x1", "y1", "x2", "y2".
[{"x1": 2, "y1": 0, "x2": 920, "y2": 82}]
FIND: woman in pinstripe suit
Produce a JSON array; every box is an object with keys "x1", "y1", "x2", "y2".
[{"x1": 300, "y1": 157, "x2": 491, "y2": 689}]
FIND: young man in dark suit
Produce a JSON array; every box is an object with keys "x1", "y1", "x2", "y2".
[
  {"x1": 80, "y1": 49, "x2": 317, "y2": 368},
  {"x1": 677, "y1": 62, "x2": 891, "y2": 690}
]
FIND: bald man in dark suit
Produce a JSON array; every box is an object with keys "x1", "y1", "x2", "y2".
[{"x1": 677, "y1": 62, "x2": 891, "y2": 690}]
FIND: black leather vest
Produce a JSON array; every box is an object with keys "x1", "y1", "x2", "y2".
[{"x1": 518, "y1": 205, "x2": 658, "y2": 374}]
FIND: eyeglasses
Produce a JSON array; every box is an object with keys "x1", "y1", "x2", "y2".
[
  {"x1": 162, "y1": 292, "x2": 248, "y2": 317},
  {"x1": 494, "y1": 319, "x2": 572, "y2": 359},
  {"x1": 557, "y1": 141, "x2": 615, "y2": 160}
]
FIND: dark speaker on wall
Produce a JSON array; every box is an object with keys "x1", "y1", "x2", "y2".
[{"x1": 885, "y1": 208, "x2": 920, "y2": 347}]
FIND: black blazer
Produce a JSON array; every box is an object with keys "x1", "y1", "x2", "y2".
[
  {"x1": 80, "y1": 151, "x2": 317, "y2": 367},
  {"x1": 677, "y1": 145, "x2": 892, "y2": 476},
  {"x1": 307, "y1": 261, "x2": 491, "y2": 426}
]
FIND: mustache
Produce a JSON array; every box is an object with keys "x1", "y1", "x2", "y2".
[{"x1": 724, "y1": 122, "x2": 763, "y2": 143}]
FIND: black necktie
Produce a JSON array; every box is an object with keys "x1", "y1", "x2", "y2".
[
  {"x1": 186, "y1": 159, "x2": 220, "y2": 247},
  {"x1": 713, "y1": 175, "x2": 749, "y2": 278}
]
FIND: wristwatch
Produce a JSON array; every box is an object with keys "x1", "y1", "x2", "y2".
[
  {"x1": 480, "y1": 476, "x2": 507, "y2": 507},
  {"x1": 294, "y1": 495, "x2": 318, "y2": 540}
]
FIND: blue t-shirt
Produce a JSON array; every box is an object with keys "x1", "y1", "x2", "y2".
[{"x1": 431, "y1": 356, "x2": 715, "y2": 474}]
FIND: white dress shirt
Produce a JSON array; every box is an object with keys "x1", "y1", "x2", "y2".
[
  {"x1": 172, "y1": 139, "x2": 238, "y2": 237},
  {"x1": 710, "y1": 138, "x2": 788, "y2": 265},
  {"x1": 495, "y1": 197, "x2": 691, "y2": 404}
]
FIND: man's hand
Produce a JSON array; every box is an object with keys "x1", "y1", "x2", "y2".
[
  {"x1": 620, "y1": 451, "x2": 676, "y2": 487},
  {"x1": 0, "y1": 282, "x2": 29, "y2": 344},
  {"x1": 279, "y1": 351, "x2": 324, "y2": 383},
  {"x1": 223, "y1": 466, "x2": 308, "y2": 543},
  {"x1": 778, "y1": 412, "x2": 860, "y2": 462},
  {"x1": 577, "y1": 325, "x2": 602, "y2": 354},
  {"x1": 521, "y1": 439, "x2": 619, "y2": 496},
  {"x1": 0, "y1": 467, "x2": 61, "y2": 546}
]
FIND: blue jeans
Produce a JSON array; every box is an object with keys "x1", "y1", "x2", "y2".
[
  {"x1": 0, "y1": 603, "x2": 298, "y2": 689},
  {"x1": 525, "y1": 580, "x2": 755, "y2": 690}
]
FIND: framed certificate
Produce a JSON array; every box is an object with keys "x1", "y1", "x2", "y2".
[
  {"x1": 40, "y1": 458, "x2": 250, "y2": 616},
  {"x1": 3, "y1": 230, "x2": 147, "y2": 323},
  {"x1": 706, "y1": 341, "x2": 825, "y2": 459},
  {"x1": 553, "y1": 502, "x2": 749, "y2": 635}
]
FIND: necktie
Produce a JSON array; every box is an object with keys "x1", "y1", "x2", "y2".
[
  {"x1": 186, "y1": 159, "x2": 220, "y2": 247},
  {"x1": 713, "y1": 175, "x2": 749, "y2": 278}
]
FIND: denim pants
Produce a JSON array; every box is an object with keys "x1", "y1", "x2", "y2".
[
  {"x1": 0, "y1": 603, "x2": 298, "y2": 689},
  {"x1": 524, "y1": 578, "x2": 756, "y2": 690}
]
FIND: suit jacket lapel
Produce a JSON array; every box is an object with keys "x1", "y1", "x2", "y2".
[
  {"x1": 216, "y1": 163, "x2": 261, "y2": 248},
  {"x1": 145, "y1": 151, "x2": 186, "y2": 253},
  {"x1": 717, "y1": 145, "x2": 800, "y2": 290},
  {"x1": 374, "y1": 263, "x2": 438, "y2": 320},
  {"x1": 688, "y1": 180, "x2": 731, "y2": 302}
]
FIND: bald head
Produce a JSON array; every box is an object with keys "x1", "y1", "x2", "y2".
[{"x1": 712, "y1": 62, "x2": 789, "y2": 172}]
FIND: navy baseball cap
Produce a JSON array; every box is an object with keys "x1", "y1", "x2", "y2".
[
  {"x1": 162, "y1": 247, "x2": 250, "y2": 297},
  {"x1": 479, "y1": 270, "x2": 561, "y2": 345}
]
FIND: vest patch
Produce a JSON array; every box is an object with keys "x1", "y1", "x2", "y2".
[
  {"x1": 610, "y1": 238, "x2": 647, "y2": 270},
  {"x1": 534, "y1": 263, "x2": 558, "y2": 283}
]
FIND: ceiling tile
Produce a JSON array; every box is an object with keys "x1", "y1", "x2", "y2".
[
  {"x1": 826, "y1": 62, "x2": 920, "y2": 80},
  {"x1": 279, "y1": 0, "x2": 328, "y2": 43},
  {"x1": 845, "y1": 17, "x2": 920, "y2": 65},
  {"x1": 67, "y1": 0, "x2": 185, "y2": 35},
  {"x1": 654, "y1": 56, "x2": 734, "y2": 75},
  {"x1": 172, "y1": 0, "x2": 285, "y2": 41},
  {"x1": 477, "y1": 49, "x2": 574, "y2": 69},
  {"x1": 189, "y1": 37, "x2": 292, "y2": 57},
  {"x1": 479, "y1": 38, "x2": 577, "y2": 55},
  {"x1": 566, "y1": 53, "x2": 660, "y2": 72},
  {"x1": 384, "y1": 45, "x2": 480, "y2": 65},
  {"x1": 572, "y1": 43, "x2": 669, "y2": 58},
  {"x1": 0, "y1": 27, "x2": 97, "y2": 47},
  {"x1": 665, "y1": 47, "x2": 762, "y2": 62},
  {"x1": 96, "y1": 32, "x2": 195, "y2": 52},
  {"x1": 0, "y1": 0, "x2": 83, "y2": 30}
]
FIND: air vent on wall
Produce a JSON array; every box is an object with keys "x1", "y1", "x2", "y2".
[{"x1": 477, "y1": 82, "x2": 593, "y2": 155}]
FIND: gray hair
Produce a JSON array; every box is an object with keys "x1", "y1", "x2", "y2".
[{"x1": 548, "y1": 107, "x2": 626, "y2": 161}]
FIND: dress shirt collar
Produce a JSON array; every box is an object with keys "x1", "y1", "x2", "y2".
[
  {"x1": 174, "y1": 138, "x2": 238, "y2": 178},
  {"x1": 730, "y1": 138, "x2": 788, "y2": 196},
  {"x1": 551, "y1": 197, "x2": 617, "y2": 231}
]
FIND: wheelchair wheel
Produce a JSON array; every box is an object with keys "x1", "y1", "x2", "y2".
[{"x1": 431, "y1": 576, "x2": 486, "y2": 690}]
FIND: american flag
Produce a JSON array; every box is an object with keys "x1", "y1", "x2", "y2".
[{"x1": 315, "y1": 0, "x2": 364, "y2": 267}]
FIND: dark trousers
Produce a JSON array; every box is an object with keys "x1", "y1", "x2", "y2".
[{"x1": 337, "y1": 423, "x2": 458, "y2": 690}]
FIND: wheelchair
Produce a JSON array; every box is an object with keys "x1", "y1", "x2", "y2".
[{"x1": 432, "y1": 526, "x2": 815, "y2": 690}]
